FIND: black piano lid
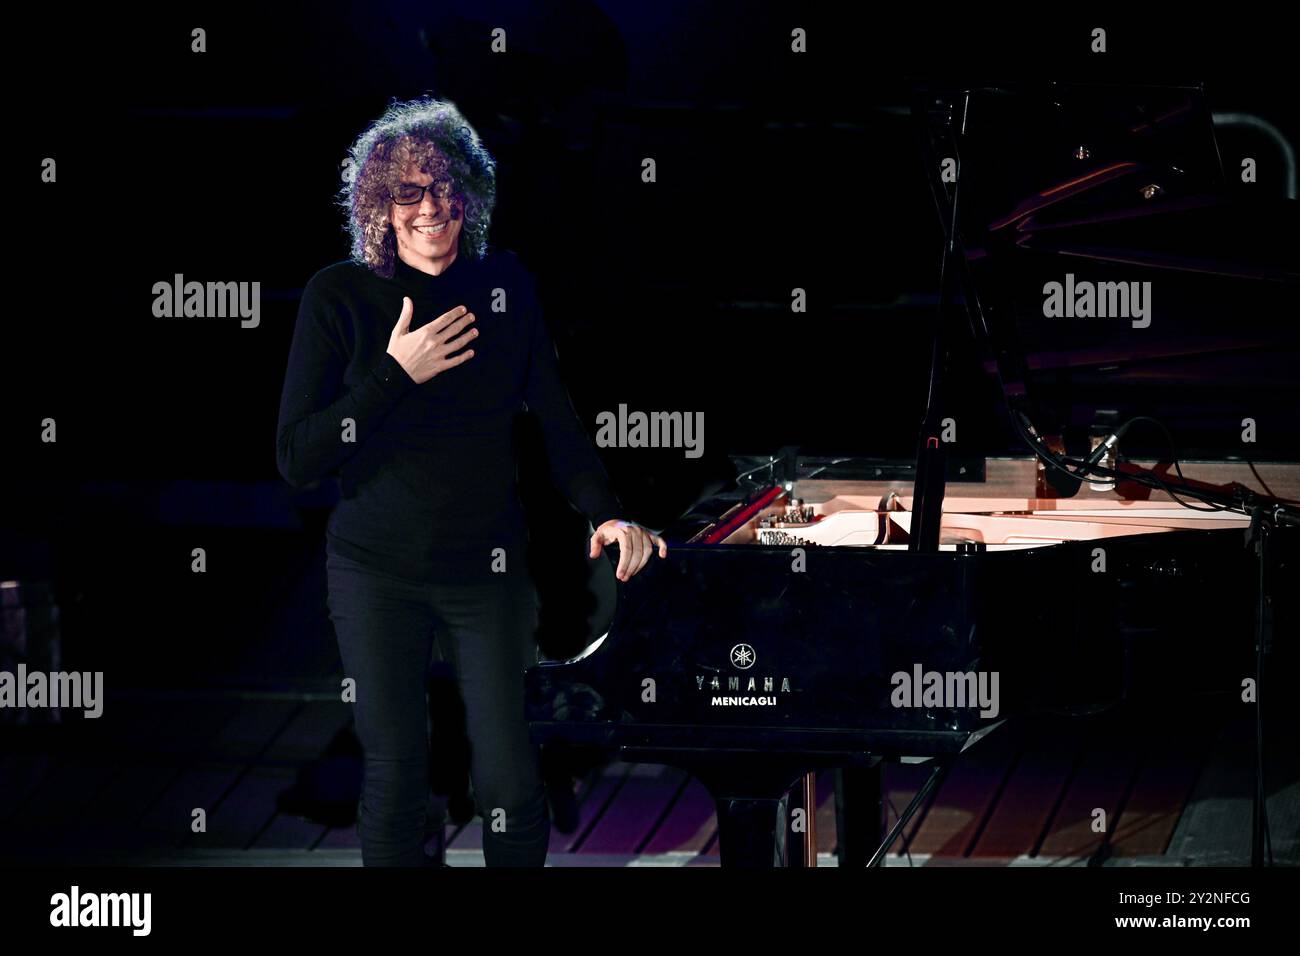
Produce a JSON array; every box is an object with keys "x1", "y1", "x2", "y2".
[{"x1": 921, "y1": 82, "x2": 1300, "y2": 462}]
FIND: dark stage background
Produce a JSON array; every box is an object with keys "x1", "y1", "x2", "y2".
[{"x1": 2, "y1": 3, "x2": 1297, "y2": 748}]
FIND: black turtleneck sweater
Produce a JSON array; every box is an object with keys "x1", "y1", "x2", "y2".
[{"x1": 275, "y1": 246, "x2": 623, "y2": 581}]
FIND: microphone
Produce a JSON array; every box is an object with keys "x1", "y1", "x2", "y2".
[
  {"x1": 1079, "y1": 421, "x2": 1133, "y2": 480},
  {"x1": 1272, "y1": 505, "x2": 1300, "y2": 530},
  {"x1": 1015, "y1": 410, "x2": 1082, "y2": 497}
]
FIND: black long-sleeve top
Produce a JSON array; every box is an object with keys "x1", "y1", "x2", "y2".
[{"x1": 276, "y1": 246, "x2": 623, "y2": 581}]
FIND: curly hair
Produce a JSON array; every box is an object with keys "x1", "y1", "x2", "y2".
[{"x1": 336, "y1": 96, "x2": 497, "y2": 278}]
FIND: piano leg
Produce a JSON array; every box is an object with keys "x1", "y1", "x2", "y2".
[
  {"x1": 630, "y1": 752, "x2": 824, "y2": 868},
  {"x1": 775, "y1": 773, "x2": 818, "y2": 867},
  {"x1": 834, "y1": 762, "x2": 884, "y2": 867},
  {"x1": 715, "y1": 797, "x2": 786, "y2": 868}
]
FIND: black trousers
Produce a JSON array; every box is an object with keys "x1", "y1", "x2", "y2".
[{"x1": 325, "y1": 549, "x2": 550, "y2": 867}]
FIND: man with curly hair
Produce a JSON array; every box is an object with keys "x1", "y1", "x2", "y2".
[{"x1": 276, "y1": 96, "x2": 665, "y2": 867}]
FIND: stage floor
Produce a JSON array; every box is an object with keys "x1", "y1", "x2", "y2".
[{"x1": 2, "y1": 690, "x2": 1296, "y2": 867}]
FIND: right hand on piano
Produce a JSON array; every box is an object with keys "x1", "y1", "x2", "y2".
[{"x1": 590, "y1": 519, "x2": 668, "y2": 582}]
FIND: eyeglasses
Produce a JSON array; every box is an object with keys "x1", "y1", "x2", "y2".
[{"x1": 390, "y1": 179, "x2": 458, "y2": 205}]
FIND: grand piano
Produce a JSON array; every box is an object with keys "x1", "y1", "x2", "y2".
[{"x1": 525, "y1": 82, "x2": 1300, "y2": 867}]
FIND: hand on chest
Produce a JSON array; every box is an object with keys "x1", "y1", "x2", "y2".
[{"x1": 403, "y1": 288, "x2": 529, "y2": 397}]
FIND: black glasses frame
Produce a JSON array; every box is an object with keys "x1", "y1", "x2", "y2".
[{"x1": 389, "y1": 180, "x2": 458, "y2": 206}]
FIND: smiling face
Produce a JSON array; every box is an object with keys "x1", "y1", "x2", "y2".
[{"x1": 390, "y1": 161, "x2": 464, "y2": 276}]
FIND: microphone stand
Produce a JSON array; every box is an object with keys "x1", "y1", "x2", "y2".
[
  {"x1": 1244, "y1": 502, "x2": 1298, "y2": 866},
  {"x1": 1038, "y1": 418, "x2": 1296, "y2": 868}
]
